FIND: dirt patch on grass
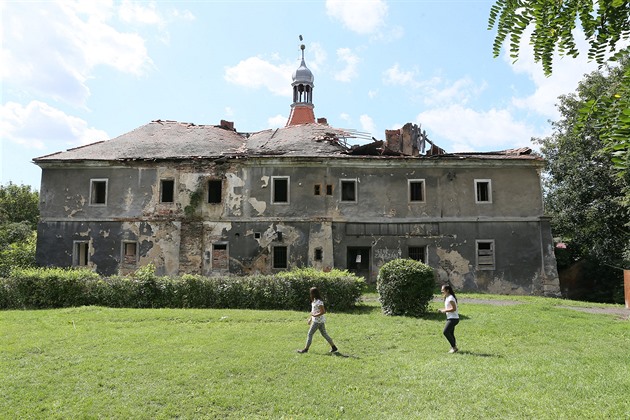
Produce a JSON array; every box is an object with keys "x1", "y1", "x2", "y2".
[{"x1": 556, "y1": 305, "x2": 629, "y2": 320}]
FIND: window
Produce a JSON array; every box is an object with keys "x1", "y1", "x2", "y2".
[
  {"x1": 476, "y1": 240, "x2": 495, "y2": 270},
  {"x1": 212, "y1": 243, "x2": 228, "y2": 270},
  {"x1": 409, "y1": 179, "x2": 425, "y2": 202},
  {"x1": 272, "y1": 177, "x2": 289, "y2": 204},
  {"x1": 122, "y1": 242, "x2": 138, "y2": 266},
  {"x1": 314, "y1": 184, "x2": 321, "y2": 196},
  {"x1": 326, "y1": 184, "x2": 333, "y2": 196},
  {"x1": 314, "y1": 248, "x2": 323, "y2": 261},
  {"x1": 90, "y1": 179, "x2": 108, "y2": 205},
  {"x1": 73, "y1": 241, "x2": 89, "y2": 266},
  {"x1": 475, "y1": 179, "x2": 492, "y2": 203},
  {"x1": 160, "y1": 179, "x2": 174, "y2": 203},
  {"x1": 208, "y1": 180, "x2": 222, "y2": 204},
  {"x1": 273, "y1": 246, "x2": 288, "y2": 269},
  {"x1": 408, "y1": 246, "x2": 426, "y2": 263},
  {"x1": 340, "y1": 179, "x2": 357, "y2": 202}
]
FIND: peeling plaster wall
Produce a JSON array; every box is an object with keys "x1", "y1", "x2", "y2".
[{"x1": 36, "y1": 157, "x2": 559, "y2": 295}]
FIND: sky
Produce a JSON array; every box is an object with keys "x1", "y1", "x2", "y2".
[{"x1": 1, "y1": 0, "x2": 601, "y2": 191}]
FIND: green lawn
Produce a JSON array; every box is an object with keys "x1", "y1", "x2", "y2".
[{"x1": 1, "y1": 295, "x2": 628, "y2": 419}]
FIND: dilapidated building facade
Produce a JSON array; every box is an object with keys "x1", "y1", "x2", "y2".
[{"x1": 34, "y1": 45, "x2": 560, "y2": 296}]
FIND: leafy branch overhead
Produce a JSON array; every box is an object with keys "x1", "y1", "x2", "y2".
[
  {"x1": 488, "y1": 0, "x2": 630, "y2": 75},
  {"x1": 488, "y1": 0, "x2": 630, "y2": 175}
]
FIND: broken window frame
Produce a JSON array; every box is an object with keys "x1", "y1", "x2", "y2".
[
  {"x1": 121, "y1": 241, "x2": 138, "y2": 267},
  {"x1": 408, "y1": 246, "x2": 427, "y2": 263},
  {"x1": 475, "y1": 179, "x2": 492, "y2": 203},
  {"x1": 160, "y1": 179, "x2": 175, "y2": 203},
  {"x1": 73, "y1": 240, "x2": 90, "y2": 266},
  {"x1": 476, "y1": 240, "x2": 495, "y2": 270},
  {"x1": 271, "y1": 176, "x2": 290, "y2": 204},
  {"x1": 89, "y1": 179, "x2": 108, "y2": 206},
  {"x1": 208, "y1": 179, "x2": 223, "y2": 204},
  {"x1": 408, "y1": 179, "x2": 426, "y2": 203},
  {"x1": 272, "y1": 245, "x2": 288, "y2": 269},
  {"x1": 340, "y1": 179, "x2": 357, "y2": 203}
]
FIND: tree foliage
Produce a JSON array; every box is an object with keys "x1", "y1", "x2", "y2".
[
  {"x1": 535, "y1": 63, "x2": 630, "y2": 302},
  {"x1": 0, "y1": 183, "x2": 39, "y2": 229},
  {"x1": 489, "y1": 0, "x2": 630, "y2": 174}
]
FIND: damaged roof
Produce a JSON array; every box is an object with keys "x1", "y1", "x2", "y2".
[{"x1": 33, "y1": 120, "x2": 541, "y2": 163}]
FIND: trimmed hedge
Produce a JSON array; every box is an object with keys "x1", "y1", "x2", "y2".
[
  {"x1": 0, "y1": 266, "x2": 365, "y2": 311},
  {"x1": 377, "y1": 258, "x2": 435, "y2": 317}
]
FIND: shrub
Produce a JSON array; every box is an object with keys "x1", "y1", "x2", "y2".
[
  {"x1": 0, "y1": 267, "x2": 365, "y2": 311},
  {"x1": 377, "y1": 259, "x2": 435, "y2": 317}
]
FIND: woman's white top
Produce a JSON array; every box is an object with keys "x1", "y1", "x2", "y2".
[
  {"x1": 311, "y1": 299, "x2": 326, "y2": 323},
  {"x1": 444, "y1": 295, "x2": 459, "y2": 319}
]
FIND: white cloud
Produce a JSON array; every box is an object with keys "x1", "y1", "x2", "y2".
[
  {"x1": 417, "y1": 105, "x2": 536, "y2": 152},
  {"x1": 267, "y1": 114, "x2": 287, "y2": 128},
  {"x1": 383, "y1": 64, "x2": 420, "y2": 88},
  {"x1": 0, "y1": 101, "x2": 109, "y2": 150},
  {"x1": 504, "y1": 28, "x2": 599, "y2": 119},
  {"x1": 368, "y1": 89, "x2": 378, "y2": 99},
  {"x1": 224, "y1": 57, "x2": 293, "y2": 97},
  {"x1": 340, "y1": 113, "x2": 351, "y2": 123},
  {"x1": 359, "y1": 114, "x2": 377, "y2": 137},
  {"x1": 1, "y1": 1, "x2": 154, "y2": 106},
  {"x1": 119, "y1": 0, "x2": 164, "y2": 25},
  {"x1": 326, "y1": 0, "x2": 388, "y2": 35},
  {"x1": 334, "y1": 48, "x2": 360, "y2": 82}
]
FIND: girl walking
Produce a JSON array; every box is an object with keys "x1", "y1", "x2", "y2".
[
  {"x1": 297, "y1": 287, "x2": 338, "y2": 354},
  {"x1": 439, "y1": 284, "x2": 460, "y2": 353}
]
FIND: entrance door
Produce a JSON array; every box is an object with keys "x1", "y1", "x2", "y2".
[{"x1": 347, "y1": 247, "x2": 371, "y2": 281}]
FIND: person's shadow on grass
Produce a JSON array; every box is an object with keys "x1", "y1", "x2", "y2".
[{"x1": 455, "y1": 350, "x2": 502, "y2": 358}]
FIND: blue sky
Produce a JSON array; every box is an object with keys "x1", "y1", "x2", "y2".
[{"x1": 1, "y1": 0, "x2": 600, "y2": 190}]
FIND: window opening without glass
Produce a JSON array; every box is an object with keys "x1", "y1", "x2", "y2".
[
  {"x1": 208, "y1": 180, "x2": 222, "y2": 204},
  {"x1": 160, "y1": 179, "x2": 174, "y2": 203},
  {"x1": 340, "y1": 179, "x2": 357, "y2": 202},
  {"x1": 73, "y1": 241, "x2": 89, "y2": 266},
  {"x1": 90, "y1": 179, "x2": 107, "y2": 205},
  {"x1": 408, "y1": 246, "x2": 426, "y2": 263},
  {"x1": 272, "y1": 177, "x2": 289, "y2": 204},
  {"x1": 409, "y1": 180, "x2": 425, "y2": 202},
  {"x1": 273, "y1": 246, "x2": 288, "y2": 269},
  {"x1": 475, "y1": 179, "x2": 492, "y2": 203}
]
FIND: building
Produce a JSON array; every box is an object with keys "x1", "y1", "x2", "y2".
[{"x1": 34, "y1": 44, "x2": 560, "y2": 296}]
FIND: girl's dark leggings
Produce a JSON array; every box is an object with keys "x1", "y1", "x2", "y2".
[{"x1": 443, "y1": 318, "x2": 459, "y2": 347}]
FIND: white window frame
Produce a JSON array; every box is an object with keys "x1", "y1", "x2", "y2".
[
  {"x1": 340, "y1": 178, "x2": 358, "y2": 203},
  {"x1": 89, "y1": 178, "x2": 108, "y2": 206},
  {"x1": 408, "y1": 179, "x2": 426, "y2": 203},
  {"x1": 271, "y1": 176, "x2": 290, "y2": 204},
  {"x1": 474, "y1": 179, "x2": 492, "y2": 203}
]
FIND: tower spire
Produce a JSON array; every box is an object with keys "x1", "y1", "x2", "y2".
[{"x1": 286, "y1": 36, "x2": 315, "y2": 126}]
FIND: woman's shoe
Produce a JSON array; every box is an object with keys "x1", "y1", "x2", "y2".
[
  {"x1": 330, "y1": 346, "x2": 338, "y2": 353},
  {"x1": 297, "y1": 349, "x2": 308, "y2": 353}
]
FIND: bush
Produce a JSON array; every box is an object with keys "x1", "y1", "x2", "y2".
[
  {"x1": 0, "y1": 266, "x2": 365, "y2": 311},
  {"x1": 377, "y1": 259, "x2": 435, "y2": 317}
]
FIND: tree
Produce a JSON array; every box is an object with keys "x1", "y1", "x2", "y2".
[
  {"x1": 0, "y1": 183, "x2": 39, "y2": 276},
  {"x1": 535, "y1": 61, "x2": 630, "y2": 302},
  {"x1": 0, "y1": 183, "x2": 39, "y2": 229},
  {"x1": 488, "y1": 0, "x2": 630, "y2": 174}
]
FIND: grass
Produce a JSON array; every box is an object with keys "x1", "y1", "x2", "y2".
[{"x1": 1, "y1": 294, "x2": 628, "y2": 419}]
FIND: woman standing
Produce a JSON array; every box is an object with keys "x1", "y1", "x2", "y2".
[
  {"x1": 439, "y1": 284, "x2": 460, "y2": 353},
  {"x1": 297, "y1": 287, "x2": 338, "y2": 354}
]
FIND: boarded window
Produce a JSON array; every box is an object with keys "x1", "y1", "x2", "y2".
[
  {"x1": 212, "y1": 243, "x2": 228, "y2": 270},
  {"x1": 476, "y1": 240, "x2": 495, "y2": 270},
  {"x1": 90, "y1": 179, "x2": 107, "y2": 205},
  {"x1": 160, "y1": 179, "x2": 174, "y2": 203},
  {"x1": 409, "y1": 180, "x2": 425, "y2": 202},
  {"x1": 272, "y1": 177, "x2": 289, "y2": 203},
  {"x1": 208, "y1": 180, "x2": 222, "y2": 204},
  {"x1": 408, "y1": 246, "x2": 426, "y2": 263},
  {"x1": 273, "y1": 246, "x2": 288, "y2": 269},
  {"x1": 123, "y1": 242, "x2": 137, "y2": 266},
  {"x1": 73, "y1": 241, "x2": 89, "y2": 266},
  {"x1": 475, "y1": 179, "x2": 492, "y2": 203},
  {"x1": 340, "y1": 179, "x2": 357, "y2": 202}
]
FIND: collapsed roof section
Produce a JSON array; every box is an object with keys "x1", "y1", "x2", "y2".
[{"x1": 33, "y1": 119, "x2": 540, "y2": 164}]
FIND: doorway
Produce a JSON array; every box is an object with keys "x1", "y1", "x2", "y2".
[{"x1": 347, "y1": 247, "x2": 371, "y2": 282}]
